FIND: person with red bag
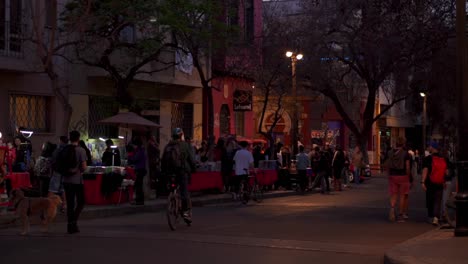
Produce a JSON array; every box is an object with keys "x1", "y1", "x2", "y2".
[{"x1": 421, "y1": 141, "x2": 449, "y2": 226}]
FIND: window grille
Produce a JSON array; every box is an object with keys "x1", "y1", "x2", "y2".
[
  {"x1": 9, "y1": 94, "x2": 50, "y2": 132},
  {"x1": 171, "y1": 102, "x2": 193, "y2": 140},
  {"x1": 88, "y1": 96, "x2": 119, "y2": 139}
]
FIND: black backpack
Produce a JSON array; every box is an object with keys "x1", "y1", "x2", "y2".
[
  {"x1": 161, "y1": 141, "x2": 184, "y2": 174},
  {"x1": 56, "y1": 145, "x2": 78, "y2": 176}
]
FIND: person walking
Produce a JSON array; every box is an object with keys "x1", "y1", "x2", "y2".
[
  {"x1": 352, "y1": 146, "x2": 363, "y2": 185},
  {"x1": 421, "y1": 141, "x2": 449, "y2": 226},
  {"x1": 49, "y1": 136, "x2": 68, "y2": 212},
  {"x1": 332, "y1": 145, "x2": 346, "y2": 191},
  {"x1": 232, "y1": 141, "x2": 254, "y2": 198},
  {"x1": 296, "y1": 145, "x2": 310, "y2": 192},
  {"x1": 129, "y1": 137, "x2": 147, "y2": 205},
  {"x1": 79, "y1": 140, "x2": 92, "y2": 166},
  {"x1": 312, "y1": 146, "x2": 331, "y2": 194},
  {"x1": 34, "y1": 142, "x2": 57, "y2": 197},
  {"x1": 387, "y1": 138, "x2": 412, "y2": 222},
  {"x1": 161, "y1": 128, "x2": 196, "y2": 223},
  {"x1": 58, "y1": 131, "x2": 87, "y2": 234}
]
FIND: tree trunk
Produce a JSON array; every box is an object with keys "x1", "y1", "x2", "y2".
[
  {"x1": 49, "y1": 72, "x2": 73, "y2": 136},
  {"x1": 202, "y1": 82, "x2": 214, "y2": 141},
  {"x1": 116, "y1": 80, "x2": 133, "y2": 107}
]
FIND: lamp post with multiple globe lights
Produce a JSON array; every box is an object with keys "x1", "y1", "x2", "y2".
[{"x1": 286, "y1": 51, "x2": 303, "y2": 155}]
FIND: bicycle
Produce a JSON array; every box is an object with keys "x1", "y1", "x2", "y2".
[
  {"x1": 238, "y1": 169, "x2": 263, "y2": 204},
  {"x1": 444, "y1": 179, "x2": 457, "y2": 228},
  {"x1": 166, "y1": 175, "x2": 192, "y2": 231}
]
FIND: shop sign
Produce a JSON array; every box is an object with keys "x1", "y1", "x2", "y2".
[
  {"x1": 310, "y1": 129, "x2": 340, "y2": 139},
  {"x1": 233, "y1": 90, "x2": 252, "y2": 112}
]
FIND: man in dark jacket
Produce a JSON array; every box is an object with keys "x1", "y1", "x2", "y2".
[{"x1": 161, "y1": 128, "x2": 196, "y2": 223}]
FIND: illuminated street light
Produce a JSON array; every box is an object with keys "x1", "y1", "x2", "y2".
[
  {"x1": 285, "y1": 51, "x2": 304, "y2": 155},
  {"x1": 420, "y1": 92, "x2": 426, "y2": 97},
  {"x1": 19, "y1": 130, "x2": 34, "y2": 138}
]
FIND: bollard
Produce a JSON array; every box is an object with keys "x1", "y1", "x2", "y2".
[{"x1": 455, "y1": 161, "x2": 468, "y2": 237}]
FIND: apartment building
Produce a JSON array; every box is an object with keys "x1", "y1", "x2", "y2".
[{"x1": 0, "y1": 0, "x2": 205, "y2": 158}]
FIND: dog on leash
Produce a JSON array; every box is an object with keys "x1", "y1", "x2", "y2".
[{"x1": 10, "y1": 189, "x2": 62, "y2": 235}]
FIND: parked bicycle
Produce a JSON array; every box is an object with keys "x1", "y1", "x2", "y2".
[
  {"x1": 166, "y1": 175, "x2": 192, "y2": 231},
  {"x1": 238, "y1": 169, "x2": 263, "y2": 204}
]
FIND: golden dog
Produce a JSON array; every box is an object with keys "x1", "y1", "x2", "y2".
[{"x1": 10, "y1": 189, "x2": 62, "y2": 235}]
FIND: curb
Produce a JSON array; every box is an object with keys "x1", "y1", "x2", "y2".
[{"x1": 0, "y1": 190, "x2": 296, "y2": 230}]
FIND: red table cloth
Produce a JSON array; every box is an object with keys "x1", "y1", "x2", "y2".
[
  {"x1": 255, "y1": 170, "x2": 278, "y2": 186},
  {"x1": 83, "y1": 173, "x2": 133, "y2": 205},
  {"x1": 189, "y1": 171, "x2": 224, "y2": 192},
  {"x1": 5, "y1": 172, "x2": 31, "y2": 189}
]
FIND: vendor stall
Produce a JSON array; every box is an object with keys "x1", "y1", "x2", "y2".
[
  {"x1": 83, "y1": 166, "x2": 134, "y2": 205},
  {"x1": 189, "y1": 162, "x2": 224, "y2": 192}
]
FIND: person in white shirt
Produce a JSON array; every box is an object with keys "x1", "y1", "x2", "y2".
[{"x1": 233, "y1": 141, "x2": 254, "y2": 194}]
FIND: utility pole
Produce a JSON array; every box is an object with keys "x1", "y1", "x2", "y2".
[{"x1": 455, "y1": 0, "x2": 468, "y2": 237}]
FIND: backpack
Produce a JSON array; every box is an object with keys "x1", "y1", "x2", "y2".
[
  {"x1": 35, "y1": 157, "x2": 52, "y2": 178},
  {"x1": 429, "y1": 156, "x2": 447, "y2": 184},
  {"x1": 55, "y1": 145, "x2": 78, "y2": 176},
  {"x1": 161, "y1": 141, "x2": 184, "y2": 174},
  {"x1": 389, "y1": 149, "x2": 406, "y2": 170}
]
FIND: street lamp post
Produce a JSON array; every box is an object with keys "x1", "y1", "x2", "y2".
[
  {"x1": 420, "y1": 92, "x2": 427, "y2": 153},
  {"x1": 286, "y1": 51, "x2": 303, "y2": 155},
  {"x1": 456, "y1": 0, "x2": 468, "y2": 237}
]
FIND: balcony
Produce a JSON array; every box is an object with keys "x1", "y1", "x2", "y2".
[{"x1": 0, "y1": 21, "x2": 25, "y2": 58}]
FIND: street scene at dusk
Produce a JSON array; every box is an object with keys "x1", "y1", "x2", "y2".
[{"x1": 1, "y1": 0, "x2": 468, "y2": 263}]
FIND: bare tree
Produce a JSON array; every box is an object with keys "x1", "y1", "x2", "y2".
[
  {"x1": 27, "y1": 0, "x2": 89, "y2": 135},
  {"x1": 296, "y1": 0, "x2": 455, "y2": 161}
]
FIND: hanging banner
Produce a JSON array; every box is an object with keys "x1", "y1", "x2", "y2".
[{"x1": 233, "y1": 90, "x2": 252, "y2": 112}]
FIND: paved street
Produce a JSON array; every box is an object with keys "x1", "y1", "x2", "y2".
[{"x1": 0, "y1": 176, "x2": 435, "y2": 264}]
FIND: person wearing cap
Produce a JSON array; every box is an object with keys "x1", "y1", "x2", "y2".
[
  {"x1": 162, "y1": 128, "x2": 196, "y2": 223},
  {"x1": 421, "y1": 141, "x2": 450, "y2": 226}
]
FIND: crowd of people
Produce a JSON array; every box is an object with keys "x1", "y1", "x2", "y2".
[{"x1": 1, "y1": 127, "x2": 456, "y2": 234}]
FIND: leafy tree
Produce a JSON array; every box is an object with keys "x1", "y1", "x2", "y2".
[
  {"x1": 160, "y1": 0, "x2": 240, "y2": 140},
  {"x1": 61, "y1": 0, "x2": 176, "y2": 107},
  {"x1": 297, "y1": 0, "x2": 455, "y2": 161}
]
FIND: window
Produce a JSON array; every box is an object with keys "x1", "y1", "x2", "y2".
[
  {"x1": 171, "y1": 102, "x2": 194, "y2": 140},
  {"x1": 227, "y1": 0, "x2": 239, "y2": 26},
  {"x1": 244, "y1": 0, "x2": 254, "y2": 42},
  {"x1": 0, "y1": 0, "x2": 24, "y2": 56},
  {"x1": 9, "y1": 94, "x2": 50, "y2": 132},
  {"x1": 88, "y1": 96, "x2": 119, "y2": 138},
  {"x1": 235, "y1": 111, "x2": 244, "y2": 136}
]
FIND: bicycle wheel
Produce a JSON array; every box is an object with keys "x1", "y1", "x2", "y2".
[
  {"x1": 167, "y1": 192, "x2": 180, "y2": 231},
  {"x1": 240, "y1": 183, "x2": 250, "y2": 205},
  {"x1": 253, "y1": 183, "x2": 264, "y2": 203},
  {"x1": 444, "y1": 192, "x2": 456, "y2": 228}
]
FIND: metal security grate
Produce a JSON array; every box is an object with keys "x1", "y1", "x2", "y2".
[
  {"x1": 9, "y1": 94, "x2": 50, "y2": 132},
  {"x1": 88, "y1": 96, "x2": 119, "y2": 139},
  {"x1": 171, "y1": 102, "x2": 193, "y2": 140}
]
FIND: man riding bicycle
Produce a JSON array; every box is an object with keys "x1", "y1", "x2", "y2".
[{"x1": 161, "y1": 128, "x2": 196, "y2": 223}]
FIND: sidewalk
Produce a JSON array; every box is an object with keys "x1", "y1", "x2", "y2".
[
  {"x1": 0, "y1": 190, "x2": 295, "y2": 229},
  {"x1": 384, "y1": 228, "x2": 468, "y2": 264}
]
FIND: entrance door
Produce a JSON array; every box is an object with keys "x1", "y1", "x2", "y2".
[{"x1": 220, "y1": 104, "x2": 230, "y2": 135}]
